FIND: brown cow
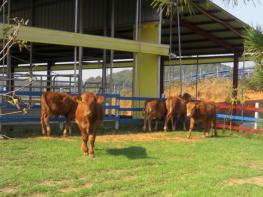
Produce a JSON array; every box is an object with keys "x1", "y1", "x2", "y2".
[
  {"x1": 143, "y1": 99, "x2": 166, "y2": 132},
  {"x1": 75, "y1": 92, "x2": 104, "y2": 157},
  {"x1": 186, "y1": 101, "x2": 217, "y2": 139},
  {"x1": 164, "y1": 96, "x2": 187, "y2": 131},
  {"x1": 163, "y1": 93, "x2": 194, "y2": 132},
  {"x1": 40, "y1": 92, "x2": 80, "y2": 137},
  {"x1": 181, "y1": 92, "x2": 193, "y2": 103}
]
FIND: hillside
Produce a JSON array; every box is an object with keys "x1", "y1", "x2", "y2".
[
  {"x1": 84, "y1": 69, "x2": 132, "y2": 93},
  {"x1": 84, "y1": 63, "x2": 232, "y2": 93}
]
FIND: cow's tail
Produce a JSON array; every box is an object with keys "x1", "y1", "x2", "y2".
[{"x1": 40, "y1": 92, "x2": 50, "y2": 114}]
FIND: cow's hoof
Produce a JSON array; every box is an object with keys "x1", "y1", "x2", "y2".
[
  {"x1": 89, "y1": 154, "x2": 95, "y2": 158},
  {"x1": 187, "y1": 135, "x2": 191, "y2": 139},
  {"x1": 83, "y1": 152, "x2": 88, "y2": 156},
  {"x1": 203, "y1": 132, "x2": 209, "y2": 137}
]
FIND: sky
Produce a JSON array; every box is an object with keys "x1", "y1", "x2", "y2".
[{"x1": 212, "y1": 0, "x2": 263, "y2": 27}]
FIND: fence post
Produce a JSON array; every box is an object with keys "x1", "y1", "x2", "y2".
[
  {"x1": 115, "y1": 95, "x2": 120, "y2": 130},
  {"x1": 254, "y1": 102, "x2": 259, "y2": 130}
]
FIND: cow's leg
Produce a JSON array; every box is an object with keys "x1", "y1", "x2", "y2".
[
  {"x1": 213, "y1": 118, "x2": 217, "y2": 137},
  {"x1": 143, "y1": 115, "x2": 148, "y2": 132},
  {"x1": 182, "y1": 114, "x2": 187, "y2": 131},
  {"x1": 40, "y1": 113, "x2": 47, "y2": 136},
  {"x1": 172, "y1": 116, "x2": 176, "y2": 131},
  {"x1": 154, "y1": 119, "x2": 159, "y2": 131},
  {"x1": 63, "y1": 118, "x2": 71, "y2": 137},
  {"x1": 187, "y1": 117, "x2": 195, "y2": 139},
  {"x1": 164, "y1": 113, "x2": 172, "y2": 132},
  {"x1": 81, "y1": 128, "x2": 89, "y2": 156},
  {"x1": 148, "y1": 117, "x2": 153, "y2": 132},
  {"x1": 88, "y1": 132, "x2": 96, "y2": 157},
  {"x1": 69, "y1": 126, "x2": 72, "y2": 136},
  {"x1": 203, "y1": 121, "x2": 210, "y2": 137},
  {"x1": 43, "y1": 115, "x2": 51, "y2": 137}
]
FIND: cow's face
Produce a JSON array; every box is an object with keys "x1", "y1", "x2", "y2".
[
  {"x1": 186, "y1": 102, "x2": 197, "y2": 117},
  {"x1": 81, "y1": 93, "x2": 97, "y2": 117}
]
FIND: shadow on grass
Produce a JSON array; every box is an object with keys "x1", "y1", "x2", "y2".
[{"x1": 106, "y1": 146, "x2": 147, "y2": 159}]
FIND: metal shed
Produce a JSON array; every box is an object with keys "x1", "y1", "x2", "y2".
[{"x1": 0, "y1": 0, "x2": 249, "y2": 97}]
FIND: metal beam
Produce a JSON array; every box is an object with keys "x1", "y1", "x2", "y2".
[
  {"x1": 162, "y1": 27, "x2": 244, "y2": 37},
  {"x1": 15, "y1": 62, "x2": 134, "y2": 72},
  {"x1": 232, "y1": 53, "x2": 239, "y2": 98},
  {"x1": 0, "y1": 23, "x2": 169, "y2": 56},
  {"x1": 162, "y1": 37, "x2": 242, "y2": 44},
  {"x1": 164, "y1": 56, "x2": 249, "y2": 66},
  {"x1": 46, "y1": 62, "x2": 52, "y2": 91},
  {"x1": 193, "y1": 4, "x2": 243, "y2": 38},
  {"x1": 172, "y1": 45, "x2": 243, "y2": 51},
  {"x1": 13, "y1": 53, "x2": 252, "y2": 72},
  {"x1": 181, "y1": 19, "x2": 239, "y2": 53}
]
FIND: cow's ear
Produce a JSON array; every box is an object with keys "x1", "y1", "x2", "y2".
[{"x1": 96, "y1": 96, "x2": 105, "y2": 104}]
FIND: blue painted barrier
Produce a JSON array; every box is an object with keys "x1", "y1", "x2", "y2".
[
  {"x1": 216, "y1": 114, "x2": 258, "y2": 122},
  {"x1": 119, "y1": 107, "x2": 143, "y2": 112}
]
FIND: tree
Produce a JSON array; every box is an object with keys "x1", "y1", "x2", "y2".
[
  {"x1": 244, "y1": 27, "x2": 263, "y2": 64},
  {"x1": 245, "y1": 27, "x2": 263, "y2": 90},
  {"x1": 150, "y1": 0, "x2": 254, "y2": 14}
]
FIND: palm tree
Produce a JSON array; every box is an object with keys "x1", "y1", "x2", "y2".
[{"x1": 244, "y1": 27, "x2": 263, "y2": 64}]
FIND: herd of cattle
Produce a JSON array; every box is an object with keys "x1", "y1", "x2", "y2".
[
  {"x1": 143, "y1": 93, "x2": 217, "y2": 139},
  {"x1": 40, "y1": 91, "x2": 217, "y2": 157}
]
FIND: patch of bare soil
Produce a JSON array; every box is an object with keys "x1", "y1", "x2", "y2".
[
  {"x1": 41, "y1": 180, "x2": 65, "y2": 186},
  {"x1": 96, "y1": 132, "x2": 199, "y2": 142},
  {"x1": 31, "y1": 193, "x2": 47, "y2": 197},
  {"x1": 0, "y1": 187, "x2": 16, "y2": 193},
  {"x1": 59, "y1": 186, "x2": 77, "y2": 193},
  {"x1": 239, "y1": 161, "x2": 263, "y2": 171},
  {"x1": 57, "y1": 179, "x2": 93, "y2": 193},
  {"x1": 225, "y1": 176, "x2": 263, "y2": 187}
]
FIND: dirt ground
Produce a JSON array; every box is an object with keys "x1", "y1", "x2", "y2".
[
  {"x1": 96, "y1": 132, "x2": 199, "y2": 142},
  {"x1": 225, "y1": 177, "x2": 263, "y2": 187},
  {"x1": 38, "y1": 132, "x2": 200, "y2": 142}
]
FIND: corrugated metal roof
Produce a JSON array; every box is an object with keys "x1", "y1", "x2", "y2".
[
  {"x1": 162, "y1": 0, "x2": 249, "y2": 56},
  {"x1": 4, "y1": 0, "x2": 249, "y2": 63}
]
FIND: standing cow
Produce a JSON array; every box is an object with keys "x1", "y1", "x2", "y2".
[
  {"x1": 164, "y1": 93, "x2": 193, "y2": 132},
  {"x1": 143, "y1": 99, "x2": 166, "y2": 132},
  {"x1": 75, "y1": 92, "x2": 104, "y2": 157},
  {"x1": 40, "y1": 92, "x2": 80, "y2": 137},
  {"x1": 186, "y1": 101, "x2": 217, "y2": 139},
  {"x1": 164, "y1": 96, "x2": 187, "y2": 131}
]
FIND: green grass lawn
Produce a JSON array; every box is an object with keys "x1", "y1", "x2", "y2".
[{"x1": 1, "y1": 131, "x2": 263, "y2": 197}]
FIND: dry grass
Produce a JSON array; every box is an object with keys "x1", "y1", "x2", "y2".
[{"x1": 165, "y1": 78, "x2": 263, "y2": 102}]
